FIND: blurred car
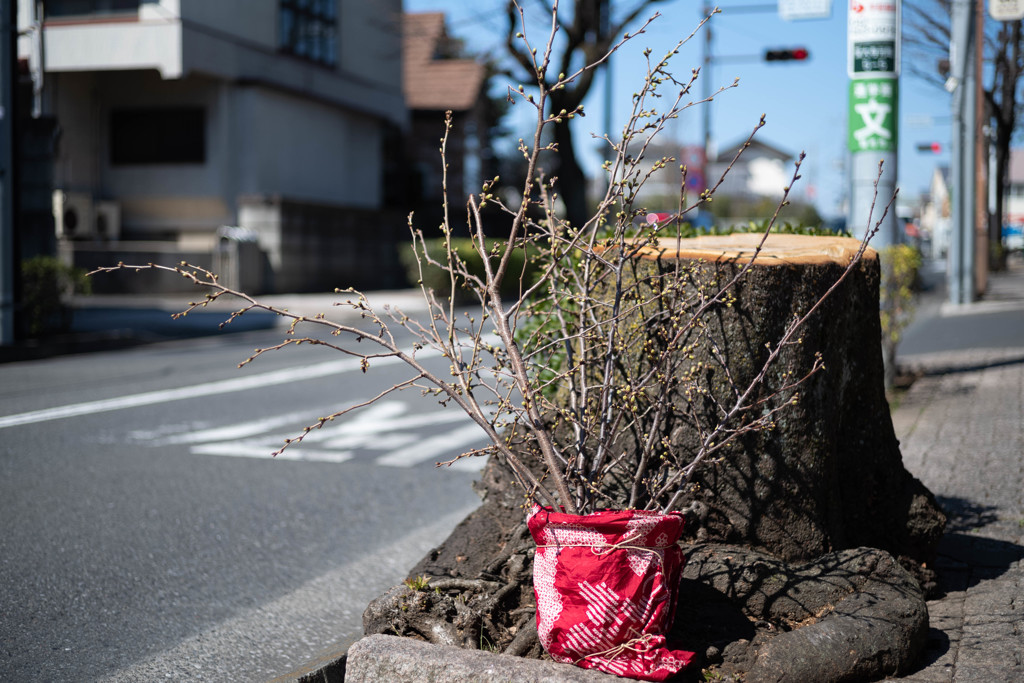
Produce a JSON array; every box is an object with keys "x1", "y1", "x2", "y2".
[{"x1": 1003, "y1": 224, "x2": 1024, "y2": 251}]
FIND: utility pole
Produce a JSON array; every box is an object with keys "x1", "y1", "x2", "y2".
[
  {"x1": 1, "y1": 0, "x2": 16, "y2": 345},
  {"x1": 600, "y1": 0, "x2": 612, "y2": 161},
  {"x1": 948, "y1": 0, "x2": 977, "y2": 305},
  {"x1": 701, "y1": 2, "x2": 712, "y2": 189},
  {"x1": 973, "y1": 0, "x2": 987, "y2": 296},
  {"x1": 847, "y1": 1, "x2": 900, "y2": 249},
  {"x1": 699, "y1": 3, "x2": 794, "y2": 195}
]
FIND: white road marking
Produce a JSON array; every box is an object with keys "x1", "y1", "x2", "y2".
[
  {"x1": 159, "y1": 409, "x2": 325, "y2": 444},
  {"x1": 191, "y1": 441, "x2": 355, "y2": 463},
  {"x1": 0, "y1": 349, "x2": 422, "y2": 430},
  {"x1": 375, "y1": 422, "x2": 486, "y2": 468},
  {"x1": 446, "y1": 454, "x2": 491, "y2": 472},
  {"x1": 300, "y1": 402, "x2": 473, "y2": 445},
  {"x1": 2, "y1": 334, "x2": 505, "y2": 433},
  {"x1": 134, "y1": 397, "x2": 492, "y2": 470},
  {"x1": 2, "y1": 331, "x2": 506, "y2": 431}
]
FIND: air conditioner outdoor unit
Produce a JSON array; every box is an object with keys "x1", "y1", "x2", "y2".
[
  {"x1": 53, "y1": 190, "x2": 94, "y2": 240},
  {"x1": 94, "y1": 201, "x2": 122, "y2": 241}
]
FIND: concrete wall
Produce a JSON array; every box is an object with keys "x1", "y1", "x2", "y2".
[
  {"x1": 239, "y1": 196, "x2": 406, "y2": 293},
  {"x1": 233, "y1": 86, "x2": 384, "y2": 209},
  {"x1": 48, "y1": 70, "x2": 232, "y2": 239},
  {"x1": 178, "y1": 0, "x2": 276, "y2": 49},
  {"x1": 178, "y1": 0, "x2": 405, "y2": 127},
  {"x1": 339, "y1": 0, "x2": 403, "y2": 93},
  {"x1": 31, "y1": 0, "x2": 406, "y2": 127},
  {"x1": 50, "y1": 68, "x2": 390, "y2": 240},
  {"x1": 42, "y1": 2, "x2": 184, "y2": 78}
]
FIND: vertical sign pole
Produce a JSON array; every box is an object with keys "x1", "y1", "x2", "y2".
[
  {"x1": 847, "y1": 1, "x2": 900, "y2": 249},
  {"x1": 0, "y1": 0, "x2": 16, "y2": 346},
  {"x1": 701, "y1": 2, "x2": 712, "y2": 190},
  {"x1": 973, "y1": 0, "x2": 987, "y2": 296},
  {"x1": 949, "y1": 0, "x2": 976, "y2": 305}
]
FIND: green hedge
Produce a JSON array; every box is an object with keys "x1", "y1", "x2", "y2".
[
  {"x1": 20, "y1": 255, "x2": 91, "y2": 337},
  {"x1": 399, "y1": 238, "x2": 544, "y2": 301}
]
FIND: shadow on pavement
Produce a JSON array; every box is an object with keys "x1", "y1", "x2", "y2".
[
  {"x1": 912, "y1": 352, "x2": 1024, "y2": 378},
  {"x1": 69, "y1": 305, "x2": 279, "y2": 338},
  {"x1": 930, "y1": 495, "x2": 1024, "y2": 593},
  {"x1": 1, "y1": 306, "x2": 279, "y2": 364}
]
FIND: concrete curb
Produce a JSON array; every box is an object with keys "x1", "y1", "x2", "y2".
[
  {"x1": 343, "y1": 634, "x2": 620, "y2": 683},
  {"x1": 267, "y1": 637, "x2": 356, "y2": 683}
]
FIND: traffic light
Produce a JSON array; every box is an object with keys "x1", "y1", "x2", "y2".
[
  {"x1": 916, "y1": 142, "x2": 943, "y2": 153},
  {"x1": 764, "y1": 47, "x2": 810, "y2": 62}
]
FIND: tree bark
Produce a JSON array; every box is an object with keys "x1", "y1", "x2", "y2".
[
  {"x1": 548, "y1": 93, "x2": 590, "y2": 230},
  {"x1": 624, "y1": 234, "x2": 946, "y2": 566}
]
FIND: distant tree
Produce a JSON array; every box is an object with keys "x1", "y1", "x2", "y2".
[
  {"x1": 502, "y1": 0, "x2": 672, "y2": 229},
  {"x1": 904, "y1": 0, "x2": 1024, "y2": 267}
]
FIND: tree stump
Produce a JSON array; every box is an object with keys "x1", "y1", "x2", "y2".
[
  {"x1": 625, "y1": 233, "x2": 945, "y2": 569},
  {"x1": 363, "y1": 233, "x2": 944, "y2": 679}
]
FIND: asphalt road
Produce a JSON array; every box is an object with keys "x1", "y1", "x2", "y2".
[
  {"x1": 0, "y1": 325, "x2": 486, "y2": 681},
  {"x1": 899, "y1": 258, "x2": 1024, "y2": 357}
]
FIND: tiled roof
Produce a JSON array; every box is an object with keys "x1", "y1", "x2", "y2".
[{"x1": 403, "y1": 12, "x2": 486, "y2": 112}]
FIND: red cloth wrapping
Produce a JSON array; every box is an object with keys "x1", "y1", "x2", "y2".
[{"x1": 528, "y1": 506, "x2": 695, "y2": 681}]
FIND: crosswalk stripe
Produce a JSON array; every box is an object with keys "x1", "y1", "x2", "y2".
[
  {"x1": 190, "y1": 441, "x2": 355, "y2": 463},
  {"x1": 375, "y1": 422, "x2": 486, "y2": 468},
  {"x1": 160, "y1": 409, "x2": 327, "y2": 444}
]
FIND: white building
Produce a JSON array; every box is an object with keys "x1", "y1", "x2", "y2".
[
  {"x1": 708, "y1": 138, "x2": 794, "y2": 200},
  {"x1": 18, "y1": 0, "x2": 407, "y2": 293},
  {"x1": 591, "y1": 137, "x2": 792, "y2": 204},
  {"x1": 918, "y1": 166, "x2": 951, "y2": 259}
]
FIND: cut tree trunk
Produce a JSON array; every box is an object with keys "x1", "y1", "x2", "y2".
[
  {"x1": 363, "y1": 233, "x2": 944, "y2": 679},
  {"x1": 619, "y1": 233, "x2": 946, "y2": 568}
]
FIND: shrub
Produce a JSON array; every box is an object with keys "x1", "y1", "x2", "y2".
[
  {"x1": 399, "y1": 237, "x2": 543, "y2": 302},
  {"x1": 880, "y1": 244, "x2": 923, "y2": 390},
  {"x1": 20, "y1": 256, "x2": 91, "y2": 337}
]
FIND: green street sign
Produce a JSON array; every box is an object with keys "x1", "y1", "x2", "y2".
[
  {"x1": 852, "y1": 41, "x2": 896, "y2": 74},
  {"x1": 848, "y1": 78, "x2": 898, "y2": 152}
]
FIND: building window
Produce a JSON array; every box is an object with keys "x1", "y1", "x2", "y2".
[
  {"x1": 110, "y1": 108, "x2": 206, "y2": 165},
  {"x1": 45, "y1": 1, "x2": 145, "y2": 18},
  {"x1": 279, "y1": 0, "x2": 337, "y2": 67}
]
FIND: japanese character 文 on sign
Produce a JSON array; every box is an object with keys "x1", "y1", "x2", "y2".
[{"x1": 848, "y1": 78, "x2": 898, "y2": 152}]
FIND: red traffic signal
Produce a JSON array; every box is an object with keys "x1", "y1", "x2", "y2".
[
  {"x1": 764, "y1": 47, "x2": 810, "y2": 62},
  {"x1": 915, "y1": 142, "x2": 943, "y2": 153}
]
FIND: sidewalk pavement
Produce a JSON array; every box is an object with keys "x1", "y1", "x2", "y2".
[{"x1": 888, "y1": 255, "x2": 1024, "y2": 682}]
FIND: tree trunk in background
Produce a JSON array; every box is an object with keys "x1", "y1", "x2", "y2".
[
  {"x1": 548, "y1": 92, "x2": 590, "y2": 230},
  {"x1": 551, "y1": 119, "x2": 589, "y2": 231}
]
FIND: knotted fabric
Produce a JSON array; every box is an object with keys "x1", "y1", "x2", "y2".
[{"x1": 528, "y1": 506, "x2": 695, "y2": 681}]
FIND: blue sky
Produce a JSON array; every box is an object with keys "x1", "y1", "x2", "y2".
[{"x1": 405, "y1": 0, "x2": 953, "y2": 220}]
